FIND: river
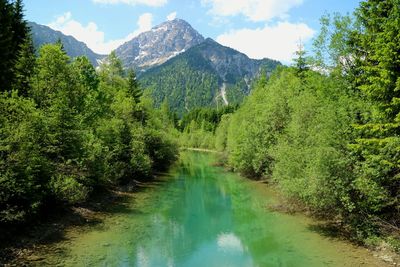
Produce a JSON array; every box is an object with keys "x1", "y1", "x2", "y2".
[{"x1": 36, "y1": 151, "x2": 387, "y2": 266}]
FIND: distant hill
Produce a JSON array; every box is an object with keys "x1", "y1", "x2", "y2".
[
  {"x1": 28, "y1": 22, "x2": 104, "y2": 66},
  {"x1": 139, "y1": 38, "x2": 281, "y2": 114}
]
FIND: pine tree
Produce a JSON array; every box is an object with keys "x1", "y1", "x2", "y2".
[
  {"x1": 13, "y1": 36, "x2": 36, "y2": 96},
  {"x1": 55, "y1": 38, "x2": 65, "y2": 52},
  {"x1": 0, "y1": 0, "x2": 14, "y2": 91},
  {"x1": 127, "y1": 69, "x2": 142, "y2": 103},
  {"x1": 108, "y1": 51, "x2": 125, "y2": 77},
  {"x1": 350, "y1": 0, "x2": 400, "y2": 219},
  {"x1": 11, "y1": 0, "x2": 28, "y2": 48},
  {"x1": 0, "y1": 0, "x2": 30, "y2": 92},
  {"x1": 72, "y1": 56, "x2": 99, "y2": 91},
  {"x1": 293, "y1": 41, "x2": 309, "y2": 79}
]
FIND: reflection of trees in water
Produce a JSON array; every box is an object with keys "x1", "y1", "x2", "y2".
[
  {"x1": 134, "y1": 151, "x2": 241, "y2": 266},
  {"x1": 84, "y1": 151, "x2": 308, "y2": 266},
  {"x1": 42, "y1": 151, "x2": 383, "y2": 266},
  {"x1": 137, "y1": 151, "x2": 297, "y2": 267}
]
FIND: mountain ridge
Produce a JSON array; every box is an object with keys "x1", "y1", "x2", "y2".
[
  {"x1": 139, "y1": 37, "x2": 281, "y2": 113},
  {"x1": 28, "y1": 22, "x2": 105, "y2": 66},
  {"x1": 29, "y1": 19, "x2": 281, "y2": 113}
]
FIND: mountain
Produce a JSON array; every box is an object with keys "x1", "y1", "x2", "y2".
[
  {"x1": 139, "y1": 38, "x2": 281, "y2": 114},
  {"x1": 28, "y1": 22, "x2": 104, "y2": 66},
  {"x1": 29, "y1": 19, "x2": 281, "y2": 113},
  {"x1": 115, "y1": 19, "x2": 204, "y2": 71}
]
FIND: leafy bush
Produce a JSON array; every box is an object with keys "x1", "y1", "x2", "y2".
[{"x1": 50, "y1": 174, "x2": 89, "y2": 204}]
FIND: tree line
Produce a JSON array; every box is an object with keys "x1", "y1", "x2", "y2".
[
  {"x1": 0, "y1": 0, "x2": 178, "y2": 226},
  {"x1": 190, "y1": 0, "x2": 400, "y2": 249}
]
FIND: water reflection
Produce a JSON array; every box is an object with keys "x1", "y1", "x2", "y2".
[
  {"x1": 217, "y1": 232, "x2": 244, "y2": 252},
  {"x1": 46, "y1": 152, "x2": 385, "y2": 267},
  {"x1": 130, "y1": 152, "x2": 254, "y2": 266}
]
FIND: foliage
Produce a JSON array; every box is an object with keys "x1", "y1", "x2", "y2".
[
  {"x1": 272, "y1": 71, "x2": 359, "y2": 213},
  {"x1": 0, "y1": 92, "x2": 49, "y2": 223},
  {"x1": 227, "y1": 67, "x2": 297, "y2": 177},
  {"x1": 214, "y1": 114, "x2": 231, "y2": 152},
  {"x1": 179, "y1": 106, "x2": 237, "y2": 149},
  {"x1": 218, "y1": 0, "x2": 400, "y2": 242},
  {"x1": 0, "y1": 0, "x2": 30, "y2": 92},
  {"x1": 127, "y1": 68, "x2": 142, "y2": 103},
  {"x1": 140, "y1": 52, "x2": 220, "y2": 115},
  {"x1": 139, "y1": 39, "x2": 280, "y2": 115},
  {"x1": 347, "y1": 0, "x2": 400, "y2": 232},
  {"x1": 0, "y1": 38, "x2": 178, "y2": 224},
  {"x1": 13, "y1": 36, "x2": 36, "y2": 96}
]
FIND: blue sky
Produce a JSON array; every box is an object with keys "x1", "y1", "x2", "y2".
[{"x1": 23, "y1": 0, "x2": 361, "y2": 63}]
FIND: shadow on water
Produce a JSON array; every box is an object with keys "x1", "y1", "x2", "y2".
[
  {"x1": 0, "y1": 177, "x2": 171, "y2": 266},
  {"x1": 306, "y1": 221, "x2": 353, "y2": 242}
]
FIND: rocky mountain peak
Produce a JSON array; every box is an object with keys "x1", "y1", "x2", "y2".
[{"x1": 115, "y1": 18, "x2": 204, "y2": 70}]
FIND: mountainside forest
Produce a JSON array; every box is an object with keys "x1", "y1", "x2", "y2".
[
  {"x1": 140, "y1": 38, "x2": 280, "y2": 114},
  {"x1": 0, "y1": 0, "x2": 399, "y2": 261}
]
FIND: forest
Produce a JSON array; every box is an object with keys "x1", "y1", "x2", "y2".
[
  {"x1": 0, "y1": 0, "x2": 399, "y2": 259},
  {"x1": 175, "y1": 1, "x2": 400, "y2": 250},
  {"x1": 0, "y1": 0, "x2": 178, "y2": 228}
]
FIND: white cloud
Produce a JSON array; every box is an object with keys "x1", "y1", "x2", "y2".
[
  {"x1": 133, "y1": 13, "x2": 153, "y2": 35},
  {"x1": 216, "y1": 22, "x2": 315, "y2": 63},
  {"x1": 92, "y1": 0, "x2": 167, "y2": 7},
  {"x1": 48, "y1": 12, "x2": 153, "y2": 54},
  {"x1": 167, "y1": 11, "x2": 177, "y2": 21},
  {"x1": 202, "y1": 0, "x2": 303, "y2": 22}
]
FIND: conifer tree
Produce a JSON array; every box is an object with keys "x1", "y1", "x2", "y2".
[
  {"x1": 13, "y1": 36, "x2": 36, "y2": 96},
  {"x1": 127, "y1": 68, "x2": 142, "y2": 103},
  {"x1": 11, "y1": 0, "x2": 28, "y2": 47},
  {"x1": 293, "y1": 41, "x2": 309, "y2": 79},
  {"x1": 0, "y1": 0, "x2": 15, "y2": 91},
  {"x1": 350, "y1": 0, "x2": 400, "y2": 219},
  {"x1": 0, "y1": 0, "x2": 30, "y2": 92}
]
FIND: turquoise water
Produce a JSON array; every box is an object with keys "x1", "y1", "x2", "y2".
[{"x1": 40, "y1": 151, "x2": 384, "y2": 266}]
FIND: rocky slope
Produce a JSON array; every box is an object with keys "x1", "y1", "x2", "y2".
[
  {"x1": 28, "y1": 22, "x2": 104, "y2": 66},
  {"x1": 139, "y1": 38, "x2": 281, "y2": 114},
  {"x1": 115, "y1": 19, "x2": 204, "y2": 71}
]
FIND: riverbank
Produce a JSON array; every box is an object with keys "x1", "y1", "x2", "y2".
[
  {"x1": 1, "y1": 151, "x2": 398, "y2": 266},
  {"x1": 180, "y1": 147, "x2": 221, "y2": 153},
  {"x1": 0, "y1": 184, "x2": 148, "y2": 266},
  {"x1": 250, "y1": 179, "x2": 400, "y2": 266},
  {"x1": 208, "y1": 151, "x2": 400, "y2": 265}
]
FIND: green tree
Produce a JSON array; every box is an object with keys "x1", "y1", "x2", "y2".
[
  {"x1": 0, "y1": 92, "x2": 49, "y2": 223},
  {"x1": 11, "y1": 0, "x2": 28, "y2": 49},
  {"x1": 72, "y1": 56, "x2": 99, "y2": 91},
  {"x1": 227, "y1": 67, "x2": 297, "y2": 177},
  {"x1": 106, "y1": 51, "x2": 125, "y2": 77},
  {"x1": 127, "y1": 68, "x2": 142, "y2": 103},
  {"x1": 215, "y1": 114, "x2": 231, "y2": 152},
  {"x1": 0, "y1": 0, "x2": 29, "y2": 91},
  {"x1": 293, "y1": 42, "x2": 309, "y2": 79},
  {"x1": 0, "y1": 0, "x2": 14, "y2": 91},
  {"x1": 349, "y1": 0, "x2": 400, "y2": 224},
  {"x1": 0, "y1": 22, "x2": 179, "y2": 227},
  {"x1": 13, "y1": 36, "x2": 36, "y2": 96},
  {"x1": 32, "y1": 43, "x2": 71, "y2": 107}
]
